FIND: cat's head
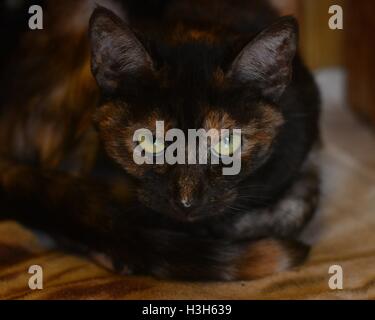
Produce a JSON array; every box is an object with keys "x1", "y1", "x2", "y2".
[{"x1": 89, "y1": 7, "x2": 297, "y2": 222}]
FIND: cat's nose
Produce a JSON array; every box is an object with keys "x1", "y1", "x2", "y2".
[{"x1": 181, "y1": 198, "x2": 192, "y2": 208}]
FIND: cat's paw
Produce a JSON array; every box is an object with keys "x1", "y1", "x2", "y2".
[{"x1": 235, "y1": 238, "x2": 310, "y2": 280}]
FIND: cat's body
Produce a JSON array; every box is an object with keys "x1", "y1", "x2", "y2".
[{"x1": 0, "y1": 0, "x2": 320, "y2": 280}]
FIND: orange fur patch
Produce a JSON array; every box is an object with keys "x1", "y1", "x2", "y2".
[
  {"x1": 171, "y1": 25, "x2": 218, "y2": 44},
  {"x1": 235, "y1": 239, "x2": 307, "y2": 280}
]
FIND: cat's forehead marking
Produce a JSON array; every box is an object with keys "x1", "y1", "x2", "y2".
[
  {"x1": 187, "y1": 30, "x2": 218, "y2": 43},
  {"x1": 170, "y1": 25, "x2": 219, "y2": 44}
]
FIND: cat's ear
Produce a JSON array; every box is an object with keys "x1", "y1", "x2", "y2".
[
  {"x1": 89, "y1": 7, "x2": 154, "y2": 93},
  {"x1": 226, "y1": 16, "x2": 298, "y2": 101}
]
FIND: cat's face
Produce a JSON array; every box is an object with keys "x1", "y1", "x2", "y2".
[{"x1": 89, "y1": 8, "x2": 297, "y2": 222}]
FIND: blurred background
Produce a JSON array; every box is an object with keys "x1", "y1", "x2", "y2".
[{"x1": 273, "y1": 0, "x2": 375, "y2": 129}]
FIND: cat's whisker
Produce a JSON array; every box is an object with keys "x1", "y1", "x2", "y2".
[
  {"x1": 236, "y1": 197, "x2": 270, "y2": 206},
  {"x1": 237, "y1": 194, "x2": 271, "y2": 200},
  {"x1": 285, "y1": 113, "x2": 310, "y2": 119},
  {"x1": 225, "y1": 184, "x2": 268, "y2": 194},
  {"x1": 237, "y1": 185, "x2": 268, "y2": 190}
]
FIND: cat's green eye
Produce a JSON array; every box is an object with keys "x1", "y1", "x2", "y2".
[
  {"x1": 139, "y1": 135, "x2": 165, "y2": 155},
  {"x1": 212, "y1": 134, "x2": 241, "y2": 157}
]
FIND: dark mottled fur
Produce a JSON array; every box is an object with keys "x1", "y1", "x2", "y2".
[{"x1": 0, "y1": 0, "x2": 320, "y2": 280}]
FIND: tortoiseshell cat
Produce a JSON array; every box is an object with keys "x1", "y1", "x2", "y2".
[{"x1": 0, "y1": 0, "x2": 320, "y2": 280}]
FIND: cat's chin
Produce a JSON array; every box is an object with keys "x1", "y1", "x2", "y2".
[{"x1": 162, "y1": 207, "x2": 226, "y2": 223}]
